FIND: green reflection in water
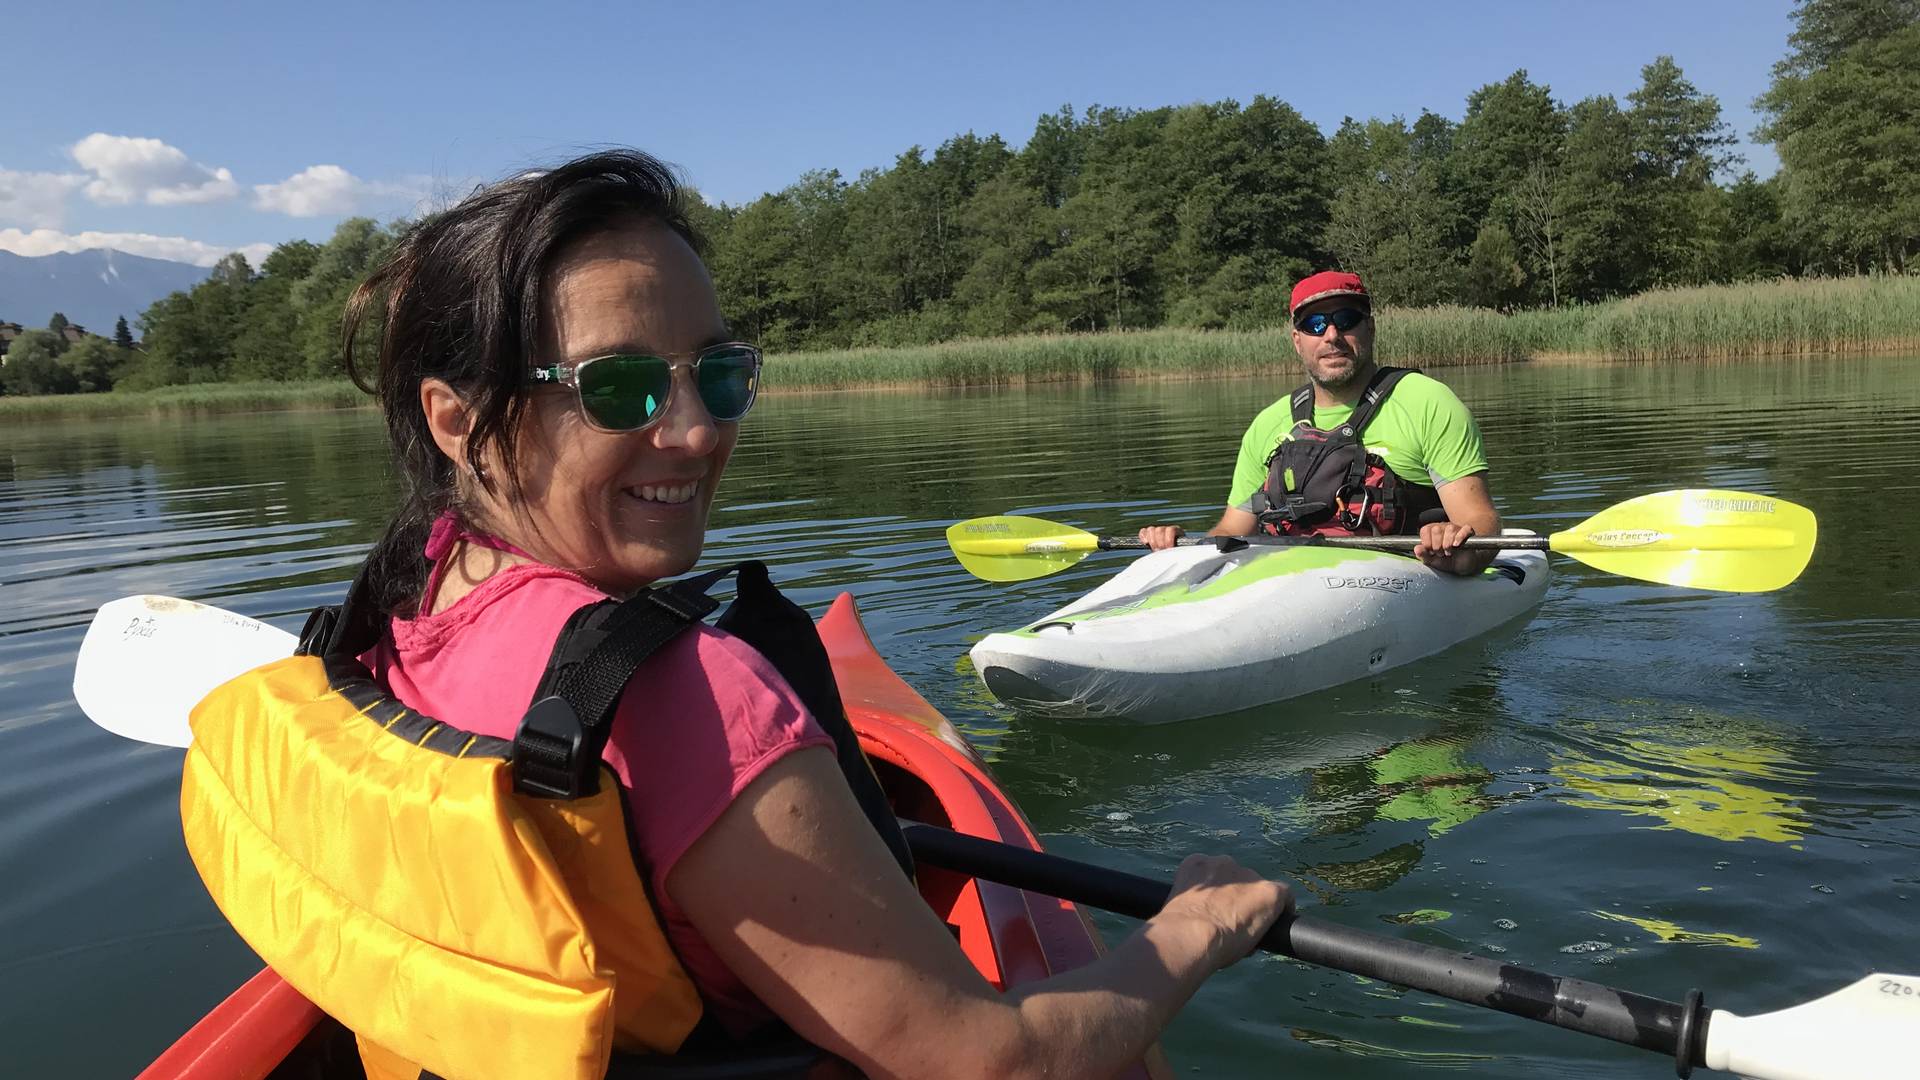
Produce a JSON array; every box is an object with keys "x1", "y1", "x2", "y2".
[
  {"x1": 1552, "y1": 738, "x2": 1811, "y2": 843},
  {"x1": 1371, "y1": 740, "x2": 1496, "y2": 837},
  {"x1": 1383, "y1": 908, "x2": 1454, "y2": 926},
  {"x1": 1591, "y1": 910, "x2": 1761, "y2": 949}
]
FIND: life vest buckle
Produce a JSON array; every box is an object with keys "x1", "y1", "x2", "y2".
[
  {"x1": 297, "y1": 605, "x2": 339, "y2": 658},
  {"x1": 512, "y1": 695, "x2": 596, "y2": 799}
]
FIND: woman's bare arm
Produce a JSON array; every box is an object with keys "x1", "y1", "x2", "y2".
[{"x1": 668, "y1": 748, "x2": 1288, "y2": 1080}]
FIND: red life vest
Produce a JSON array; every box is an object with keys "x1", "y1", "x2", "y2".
[{"x1": 1249, "y1": 366, "x2": 1445, "y2": 537}]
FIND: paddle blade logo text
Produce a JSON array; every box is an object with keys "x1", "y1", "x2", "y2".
[
  {"x1": 1692, "y1": 496, "x2": 1775, "y2": 514},
  {"x1": 1585, "y1": 529, "x2": 1670, "y2": 548}
]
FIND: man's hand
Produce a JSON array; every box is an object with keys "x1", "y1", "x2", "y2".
[
  {"x1": 1137, "y1": 525, "x2": 1185, "y2": 551},
  {"x1": 1413, "y1": 520, "x2": 1480, "y2": 575}
]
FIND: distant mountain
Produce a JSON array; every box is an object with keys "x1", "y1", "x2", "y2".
[{"x1": 0, "y1": 249, "x2": 210, "y2": 336}]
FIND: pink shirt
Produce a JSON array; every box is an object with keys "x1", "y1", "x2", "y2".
[{"x1": 365, "y1": 558, "x2": 832, "y2": 1036}]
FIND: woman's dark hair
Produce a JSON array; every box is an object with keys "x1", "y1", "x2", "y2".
[{"x1": 343, "y1": 149, "x2": 706, "y2": 615}]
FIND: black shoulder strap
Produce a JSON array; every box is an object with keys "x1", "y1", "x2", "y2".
[
  {"x1": 510, "y1": 561, "x2": 915, "y2": 880},
  {"x1": 714, "y1": 563, "x2": 915, "y2": 880},
  {"x1": 1346, "y1": 365, "x2": 1416, "y2": 435},
  {"x1": 513, "y1": 574, "x2": 722, "y2": 799},
  {"x1": 1288, "y1": 382, "x2": 1315, "y2": 426}
]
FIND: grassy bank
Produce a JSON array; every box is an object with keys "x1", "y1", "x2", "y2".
[
  {"x1": 720, "y1": 274, "x2": 1920, "y2": 388},
  {"x1": 1511, "y1": 274, "x2": 1920, "y2": 361},
  {"x1": 766, "y1": 317, "x2": 1520, "y2": 392},
  {"x1": 5, "y1": 275, "x2": 1914, "y2": 420},
  {"x1": 0, "y1": 379, "x2": 369, "y2": 422}
]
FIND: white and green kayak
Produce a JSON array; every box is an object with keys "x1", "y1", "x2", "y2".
[{"x1": 969, "y1": 530, "x2": 1550, "y2": 724}]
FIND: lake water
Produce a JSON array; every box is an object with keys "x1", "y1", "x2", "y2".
[{"x1": 3, "y1": 355, "x2": 1917, "y2": 1077}]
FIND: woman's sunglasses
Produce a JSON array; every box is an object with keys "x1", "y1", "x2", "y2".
[
  {"x1": 529, "y1": 342, "x2": 762, "y2": 432},
  {"x1": 1294, "y1": 308, "x2": 1370, "y2": 336}
]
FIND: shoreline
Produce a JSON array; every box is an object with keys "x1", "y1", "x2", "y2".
[
  {"x1": 4, "y1": 342, "x2": 1914, "y2": 422},
  {"x1": 9, "y1": 275, "x2": 1916, "y2": 420}
]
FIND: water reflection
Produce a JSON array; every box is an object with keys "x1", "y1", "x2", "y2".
[{"x1": 1551, "y1": 732, "x2": 1811, "y2": 844}]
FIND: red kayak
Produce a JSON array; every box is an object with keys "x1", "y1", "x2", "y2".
[{"x1": 139, "y1": 593, "x2": 1152, "y2": 1079}]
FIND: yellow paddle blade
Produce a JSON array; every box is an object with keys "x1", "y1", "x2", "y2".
[
  {"x1": 946, "y1": 515, "x2": 1103, "y2": 582},
  {"x1": 1549, "y1": 489, "x2": 1817, "y2": 593}
]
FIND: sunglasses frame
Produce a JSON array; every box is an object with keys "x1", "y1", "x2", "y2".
[
  {"x1": 1293, "y1": 307, "x2": 1371, "y2": 337},
  {"x1": 529, "y1": 341, "x2": 763, "y2": 433}
]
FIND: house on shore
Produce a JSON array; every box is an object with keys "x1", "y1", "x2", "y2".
[{"x1": 1, "y1": 320, "x2": 103, "y2": 362}]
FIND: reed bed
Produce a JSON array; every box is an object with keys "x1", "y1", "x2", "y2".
[
  {"x1": 1566, "y1": 275, "x2": 1920, "y2": 361},
  {"x1": 5, "y1": 276, "x2": 1914, "y2": 419},
  {"x1": 0, "y1": 379, "x2": 368, "y2": 421}
]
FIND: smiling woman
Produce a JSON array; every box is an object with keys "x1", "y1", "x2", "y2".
[{"x1": 164, "y1": 148, "x2": 1293, "y2": 1080}]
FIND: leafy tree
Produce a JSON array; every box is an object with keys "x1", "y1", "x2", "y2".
[
  {"x1": 1757, "y1": 0, "x2": 1920, "y2": 271},
  {"x1": 1464, "y1": 223, "x2": 1526, "y2": 310},
  {"x1": 1556, "y1": 95, "x2": 1646, "y2": 299},
  {"x1": 1322, "y1": 118, "x2": 1460, "y2": 307},
  {"x1": 1454, "y1": 71, "x2": 1567, "y2": 231},
  {"x1": 113, "y1": 316, "x2": 135, "y2": 350},
  {"x1": 1021, "y1": 106, "x2": 1090, "y2": 210},
  {"x1": 0, "y1": 330, "x2": 78, "y2": 395},
  {"x1": 291, "y1": 218, "x2": 395, "y2": 376},
  {"x1": 1629, "y1": 56, "x2": 1741, "y2": 284},
  {"x1": 232, "y1": 240, "x2": 322, "y2": 380},
  {"x1": 1630, "y1": 56, "x2": 1741, "y2": 184},
  {"x1": 1030, "y1": 165, "x2": 1161, "y2": 331},
  {"x1": 1512, "y1": 164, "x2": 1565, "y2": 306},
  {"x1": 60, "y1": 336, "x2": 122, "y2": 392},
  {"x1": 779, "y1": 170, "x2": 853, "y2": 342},
  {"x1": 1158, "y1": 98, "x2": 1327, "y2": 325},
  {"x1": 952, "y1": 171, "x2": 1050, "y2": 335},
  {"x1": 707, "y1": 193, "x2": 801, "y2": 346},
  {"x1": 842, "y1": 150, "x2": 945, "y2": 323},
  {"x1": 1774, "y1": 0, "x2": 1920, "y2": 72},
  {"x1": 1722, "y1": 172, "x2": 1795, "y2": 278},
  {"x1": 47, "y1": 312, "x2": 71, "y2": 339}
]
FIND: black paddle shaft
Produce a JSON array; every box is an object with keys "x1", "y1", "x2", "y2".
[
  {"x1": 1098, "y1": 534, "x2": 1553, "y2": 552},
  {"x1": 901, "y1": 823, "x2": 1711, "y2": 1074}
]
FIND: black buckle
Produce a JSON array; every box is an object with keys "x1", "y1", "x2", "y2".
[
  {"x1": 649, "y1": 583, "x2": 720, "y2": 623},
  {"x1": 297, "y1": 606, "x2": 339, "y2": 657},
  {"x1": 512, "y1": 695, "x2": 597, "y2": 798}
]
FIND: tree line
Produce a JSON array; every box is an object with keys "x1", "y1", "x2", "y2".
[{"x1": 5, "y1": 0, "x2": 1912, "y2": 397}]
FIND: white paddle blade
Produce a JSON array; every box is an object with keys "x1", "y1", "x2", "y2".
[
  {"x1": 74, "y1": 595, "x2": 299, "y2": 748},
  {"x1": 1704, "y1": 972, "x2": 1919, "y2": 1080}
]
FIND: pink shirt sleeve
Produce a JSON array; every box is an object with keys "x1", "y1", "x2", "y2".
[{"x1": 597, "y1": 624, "x2": 835, "y2": 895}]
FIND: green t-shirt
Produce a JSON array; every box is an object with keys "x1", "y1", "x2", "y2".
[{"x1": 1228, "y1": 371, "x2": 1488, "y2": 510}]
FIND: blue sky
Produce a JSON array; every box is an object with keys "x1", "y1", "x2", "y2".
[{"x1": 3, "y1": 0, "x2": 1799, "y2": 267}]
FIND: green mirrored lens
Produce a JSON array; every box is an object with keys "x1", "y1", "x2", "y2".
[
  {"x1": 696, "y1": 347, "x2": 759, "y2": 421},
  {"x1": 579, "y1": 355, "x2": 671, "y2": 430}
]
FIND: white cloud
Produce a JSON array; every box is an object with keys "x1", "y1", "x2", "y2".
[
  {"x1": 253, "y1": 163, "x2": 430, "y2": 217},
  {"x1": 0, "y1": 227, "x2": 272, "y2": 268},
  {"x1": 0, "y1": 169, "x2": 88, "y2": 228},
  {"x1": 253, "y1": 164, "x2": 363, "y2": 216},
  {"x1": 70, "y1": 133, "x2": 239, "y2": 207}
]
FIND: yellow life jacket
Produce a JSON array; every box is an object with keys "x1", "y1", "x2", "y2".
[{"x1": 180, "y1": 561, "x2": 912, "y2": 1080}]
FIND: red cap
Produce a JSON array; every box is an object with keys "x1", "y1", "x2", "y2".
[{"x1": 1290, "y1": 270, "x2": 1369, "y2": 315}]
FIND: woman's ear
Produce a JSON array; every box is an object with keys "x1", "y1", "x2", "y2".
[{"x1": 420, "y1": 379, "x2": 472, "y2": 469}]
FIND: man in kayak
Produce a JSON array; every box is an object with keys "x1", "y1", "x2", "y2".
[
  {"x1": 1140, "y1": 269, "x2": 1499, "y2": 576},
  {"x1": 180, "y1": 150, "x2": 1293, "y2": 1080}
]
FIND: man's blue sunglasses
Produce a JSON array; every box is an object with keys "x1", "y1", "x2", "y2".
[{"x1": 1294, "y1": 307, "x2": 1370, "y2": 336}]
